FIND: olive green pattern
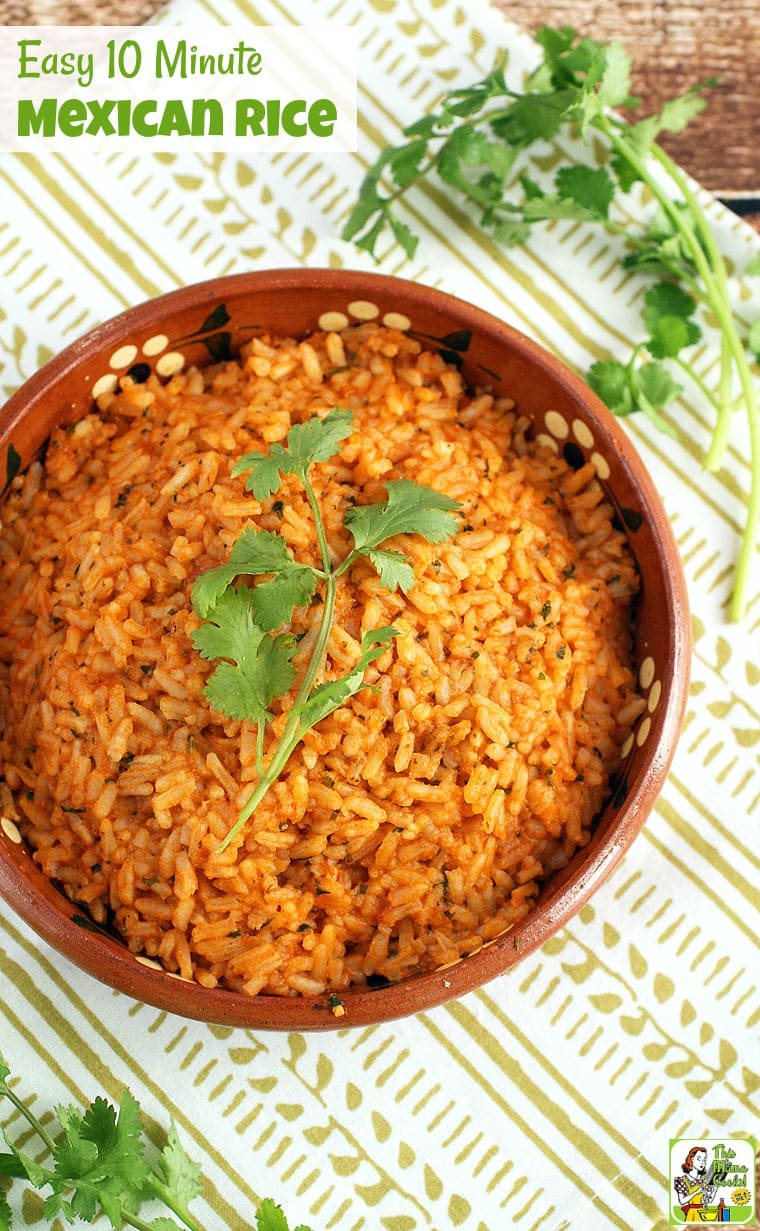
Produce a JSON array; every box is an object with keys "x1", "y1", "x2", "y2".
[{"x1": 0, "y1": 1, "x2": 758, "y2": 1228}]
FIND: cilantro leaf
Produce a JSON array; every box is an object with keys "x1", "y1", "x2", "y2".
[
  {"x1": 365, "y1": 548, "x2": 416, "y2": 593},
  {"x1": 296, "y1": 628, "x2": 398, "y2": 730},
  {"x1": 256, "y1": 1196, "x2": 291, "y2": 1231},
  {"x1": 281, "y1": 408, "x2": 355, "y2": 472},
  {"x1": 588, "y1": 355, "x2": 681, "y2": 434},
  {"x1": 192, "y1": 528, "x2": 303, "y2": 619},
  {"x1": 437, "y1": 127, "x2": 499, "y2": 204},
  {"x1": 636, "y1": 361, "x2": 682, "y2": 407},
  {"x1": 235, "y1": 409, "x2": 354, "y2": 496},
  {"x1": 519, "y1": 173, "x2": 545, "y2": 201},
  {"x1": 624, "y1": 115, "x2": 660, "y2": 161},
  {"x1": 522, "y1": 194, "x2": 599, "y2": 225},
  {"x1": 622, "y1": 232, "x2": 695, "y2": 279},
  {"x1": 352, "y1": 212, "x2": 392, "y2": 258},
  {"x1": 202, "y1": 638, "x2": 297, "y2": 722},
  {"x1": 596, "y1": 40, "x2": 635, "y2": 109},
  {"x1": 386, "y1": 137, "x2": 429, "y2": 188},
  {"x1": 245, "y1": 632, "x2": 299, "y2": 710},
  {"x1": 634, "y1": 362, "x2": 681, "y2": 434},
  {"x1": 533, "y1": 24, "x2": 578, "y2": 56},
  {"x1": 0, "y1": 1049, "x2": 317, "y2": 1231},
  {"x1": 45, "y1": 1091, "x2": 150, "y2": 1227},
  {"x1": 192, "y1": 589, "x2": 297, "y2": 722},
  {"x1": 255, "y1": 1197, "x2": 312, "y2": 1231},
  {"x1": 641, "y1": 282, "x2": 701, "y2": 358},
  {"x1": 490, "y1": 90, "x2": 575, "y2": 144},
  {"x1": 52, "y1": 1107, "x2": 99, "y2": 1182},
  {"x1": 654, "y1": 82, "x2": 715, "y2": 136},
  {"x1": 388, "y1": 214, "x2": 419, "y2": 259},
  {"x1": 250, "y1": 568, "x2": 317, "y2": 631},
  {"x1": 492, "y1": 216, "x2": 533, "y2": 246},
  {"x1": 345, "y1": 479, "x2": 460, "y2": 554},
  {"x1": 144, "y1": 1119, "x2": 203, "y2": 1230},
  {"x1": 646, "y1": 314, "x2": 700, "y2": 359},
  {"x1": 642, "y1": 281, "x2": 698, "y2": 325},
  {"x1": 192, "y1": 587, "x2": 267, "y2": 669},
  {"x1": 555, "y1": 165, "x2": 616, "y2": 219},
  {"x1": 201, "y1": 661, "x2": 258, "y2": 721},
  {"x1": 623, "y1": 204, "x2": 701, "y2": 281},
  {"x1": 232, "y1": 443, "x2": 288, "y2": 500},
  {"x1": 4, "y1": 1144, "x2": 52, "y2": 1189},
  {"x1": 610, "y1": 150, "x2": 643, "y2": 192},
  {"x1": 154, "y1": 1121, "x2": 202, "y2": 1211},
  {"x1": 587, "y1": 359, "x2": 634, "y2": 416}
]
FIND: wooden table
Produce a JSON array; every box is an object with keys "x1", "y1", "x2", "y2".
[
  {"x1": 4, "y1": 0, "x2": 758, "y2": 221},
  {"x1": 494, "y1": 0, "x2": 760, "y2": 228}
]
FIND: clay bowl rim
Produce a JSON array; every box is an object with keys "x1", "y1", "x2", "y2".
[{"x1": 0, "y1": 268, "x2": 691, "y2": 1030}]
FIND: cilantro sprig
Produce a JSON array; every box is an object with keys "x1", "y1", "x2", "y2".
[
  {"x1": 343, "y1": 27, "x2": 760, "y2": 621},
  {"x1": 0, "y1": 1050, "x2": 310, "y2": 1231},
  {"x1": 191, "y1": 407, "x2": 460, "y2": 851}
]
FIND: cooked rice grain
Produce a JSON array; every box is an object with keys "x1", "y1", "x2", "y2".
[{"x1": 0, "y1": 324, "x2": 640, "y2": 996}]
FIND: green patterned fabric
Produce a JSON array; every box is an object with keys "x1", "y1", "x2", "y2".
[{"x1": 0, "y1": 2, "x2": 758, "y2": 1228}]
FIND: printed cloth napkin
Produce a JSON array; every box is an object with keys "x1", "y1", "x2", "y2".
[{"x1": 1, "y1": 1, "x2": 758, "y2": 1228}]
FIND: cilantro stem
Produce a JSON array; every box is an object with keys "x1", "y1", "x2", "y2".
[
  {"x1": 1, "y1": 1057, "x2": 207, "y2": 1231},
  {"x1": 649, "y1": 144, "x2": 760, "y2": 617},
  {"x1": 123, "y1": 1213, "x2": 167, "y2": 1231},
  {"x1": 191, "y1": 415, "x2": 463, "y2": 847},
  {"x1": 346, "y1": 33, "x2": 759, "y2": 616},
  {"x1": 1, "y1": 1049, "x2": 315, "y2": 1231},
  {"x1": 144, "y1": 1172, "x2": 205, "y2": 1231},
  {"x1": 216, "y1": 472, "x2": 339, "y2": 854},
  {"x1": 648, "y1": 141, "x2": 749, "y2": 460},
  {"x1": 298, "y1": 472, "x2": 338, "y2": 703},
  {"x1": 671, "y1": 353, "x2": 728, "y2": 419},
  {"x1": 651, "y1": 143, "x2": 733, "y2": 303},
  {"x1": 333, "y1": 547, "x2": 362, "y2": 579},
  {"x1": 723, "y1": 355, "x2": 760, "y2": 621},
  {"x1": 601, "y1": 117, "x2": 760, "y2": 617},
  {"x1": 602, "y1": 122, "x2": 718, "y2": 297},
  {"x1": 0, "y1": 1082, "x2": 58, "y2": 1155},
  {"x1": 218, "y1": 722, "x2": 303, "y2": 852},
  {"x1": 254, "y1": 717, "x2": 265, "y2": 778},
  {"x1": 702, "y1": 344, "x2": 735, "y2": 469}
]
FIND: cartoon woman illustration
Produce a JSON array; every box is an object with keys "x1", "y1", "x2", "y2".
[{"x1": 673, "y1": 1147, "x2": 719, "y2": 1221}]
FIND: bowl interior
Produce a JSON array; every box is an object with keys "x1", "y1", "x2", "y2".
[{"x1": 0, "y1": 270, "x2": 690, "y2": 1029}]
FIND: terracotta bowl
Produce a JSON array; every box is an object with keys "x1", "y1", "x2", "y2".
[{"x1": 0, "y1": 269, "x2": 690, "y2": 1029}]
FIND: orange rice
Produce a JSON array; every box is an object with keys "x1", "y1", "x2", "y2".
[{"x1": 0, "y1": 324, "x2": 643, "y2": 996}]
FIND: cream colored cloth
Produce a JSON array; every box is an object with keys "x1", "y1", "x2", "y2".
[{"x1": 0, "y1": 1, "x2": 758, "y2": 1227}]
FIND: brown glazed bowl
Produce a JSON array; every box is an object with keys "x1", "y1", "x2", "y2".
[{"x1": 0, "y1": 269, "x2": 690, "y2": 1029}]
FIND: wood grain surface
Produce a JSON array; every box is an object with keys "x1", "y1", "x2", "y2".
[
  {"x1": 2, "y1": 0, "x2": 758, "y2": 216},
  {"x1": 494, "y1": 0, "x2": 759, "y2": 202}
]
